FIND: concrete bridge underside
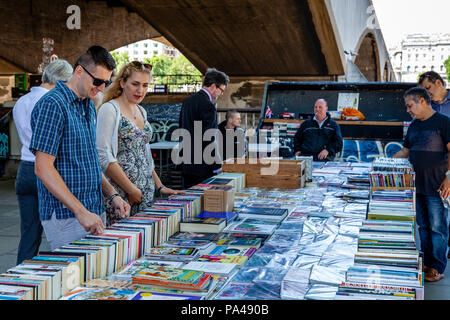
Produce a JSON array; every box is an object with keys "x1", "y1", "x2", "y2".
[{"x1": 0, "y1": 0, "x2": 350, "y2": 78}]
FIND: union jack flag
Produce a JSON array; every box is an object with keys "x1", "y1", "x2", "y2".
[{"x1": 265, "y1": 106, "x2": 273, "y2": 119}]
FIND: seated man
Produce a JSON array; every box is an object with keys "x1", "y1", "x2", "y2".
[
  {"x1": 218, "y1": 110, "x2": 247, "y2": 161},
  {"x1": 293, "y1": 99, "x2": 343, "y2": 161}
]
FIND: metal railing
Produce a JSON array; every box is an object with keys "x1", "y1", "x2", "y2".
[{"x1": 149, "y1": 74, "x2": 203, "y2": 93}]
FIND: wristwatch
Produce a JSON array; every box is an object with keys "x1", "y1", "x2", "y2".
[
  {"x1": 107, "y1": 193, "x2": 120, "y2": 205},
  {"x1": 446, "y1": 170, "x2": 450, "y2": 180},
  {"x1": 157, "y1": 185, "x2": 165, "y2": 194}
]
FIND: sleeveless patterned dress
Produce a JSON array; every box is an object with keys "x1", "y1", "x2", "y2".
[{"x1": 105, "y1": 114, "x2": 155, "y2": 226}]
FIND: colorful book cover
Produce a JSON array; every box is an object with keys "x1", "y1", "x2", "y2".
[
  {"x1": 60, "y1": 287, "x2": 137, "y2": 300},
  {"x1": 208, "y1": 245, "x2": 256, "y2": 257},
  {"x1": 198, "y1": 255, "x2": 247, "y2": 265},
  {"x1": 181, "y1": 218, "x2": 226, "y2": 225},
  {"x1": 147, "y1": 247, "x2": 196, "y2": 256},
  {"x1": 133, "y1": 265, "x2": 204, "y2": 283},
  {"x1": 131, "y1": 291, "x2": 203, "y2": 300}
]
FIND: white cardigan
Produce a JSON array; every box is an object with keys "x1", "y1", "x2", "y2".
[{"x1": 96, "y1": 99, "x2": 155, "y2": 173}]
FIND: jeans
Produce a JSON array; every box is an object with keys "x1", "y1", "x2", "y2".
[
  {"x1": 416, "y1": 194, "x2": 449, "y2": 274},
  {"x1": 15, "y1": 161, "x2": 42, "y2": 264}
]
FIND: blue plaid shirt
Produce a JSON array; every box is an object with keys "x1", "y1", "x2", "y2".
[
  {"x1": 30, "y1": 80, "x2": 104, "y2": 220},
  {"x1": 431, "y1": 91, "x2": 450, "y2": 116}
]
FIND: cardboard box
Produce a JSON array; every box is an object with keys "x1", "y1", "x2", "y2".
[
  {"x1": 222, "y1": 158, "x2": 306, "y2": 189},
  {"x1": 204, "y1": 185, "x2": 235, "y2": 212}
]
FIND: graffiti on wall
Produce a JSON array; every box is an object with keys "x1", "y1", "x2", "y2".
[{"x1": 0, "y1": 133, "x2": 8, "y2": 159}]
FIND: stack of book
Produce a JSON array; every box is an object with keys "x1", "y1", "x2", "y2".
[
  {"x1": 154, "y1": 196, "x2": 201, "y2": 221},
  {"x1": 60, "y1": 286, "x2": 204, "y2": 300},
  {"x1": 143, "y1": 246, "x2": 200, "y2": 263},
  {"x1": 222, "y1": 218, "x2": 279, "y2": 236},
  {"x1": 335, "y1": 281, "x2": 422, "y2": 300},
  {"x1": 358, "y1": 220, "x2": 416, "y2": 250},
  {"x1": 214, "y1": 172, "x2": 246, "y2": 191},
  {"x1": 131, "y1": 265, "x2": 218, "y2": 296},
  {"x1": 6, "y1": 160, "x2": 429, "y2": 300},
  {"x1": 367, "y1": 190, "x2": 416, "y2": 221},
  {"x1": 371, "y1": 157, "x2": 414, "y2": 173},
  {"x1": 237, "y1": 207, "x2": 288, "y2": 222}
]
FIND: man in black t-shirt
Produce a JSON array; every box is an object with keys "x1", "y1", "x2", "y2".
[{"x1": 394, "y1": 87, "x2": 450, "y2": 282}]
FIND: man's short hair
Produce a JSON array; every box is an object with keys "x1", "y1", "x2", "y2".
[
  {"x1": 404, "y1": 87, "x2": 431, "y2": 105},
  {"x1": 418, "y1": 71, "x2": 446, "y2": 87},
  {"x1": 74, "y1": 45, "x2": 116, "y2": 71},
  {"x1": 41, "y1": 59, "x2": 73, "y2": 84},
  {"x1": 203, "y1": 68, "x2": 229, "y2": 88},
  {"x1": 315, "y1": 98, "x2": 328, "y2": 106},
  {"x1": 226, "y1": 110, "x2": 239, "y2": 121}
]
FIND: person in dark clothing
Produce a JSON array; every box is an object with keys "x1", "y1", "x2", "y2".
[
  {"x1": 179, "y1": 68, "x2": 229, "y2": 189},
  {"x1": 218, "y1": 110, "x2": 247, "y2": 161},
  {"x1": 418, "y1": 72, "x2": 450, "y2": 255},
  {"x1": 293, "y1": 99, "x2": 343, "y2": 161},
  {"x1": 394, "y1": 87, "x2": 450, "y2": 282}
]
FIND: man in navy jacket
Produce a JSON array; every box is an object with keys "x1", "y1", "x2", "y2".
[
  {"x1": 293, "y1": 99, "x2": 343, "y2": 161},
  {"x1": 179, "y1": 68, "x2": 229, "y2": 189}
]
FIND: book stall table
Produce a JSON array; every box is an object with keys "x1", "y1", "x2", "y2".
[{"x1": 0, "y1": 159, "x2": 424, "y2": 300}]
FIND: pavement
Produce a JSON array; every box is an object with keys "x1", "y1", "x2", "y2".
[{"x1": 1, "y1": 178, "x2": 450, "y2": 299}]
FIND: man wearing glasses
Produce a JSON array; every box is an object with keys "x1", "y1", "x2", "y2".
[
  {"x1": 179, "y1": 68, "x2": 229, "y2": 189},
  {"x1": 30, "y1": 46, "x2": 130, "y2": 250}
]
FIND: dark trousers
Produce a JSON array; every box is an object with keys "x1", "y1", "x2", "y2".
[
  {"x1": 15, "y1": 161, "x2": 42, "y2": 264},
  {"x1": 182, "y1": 173, "x2": 213, "y2": 189}
]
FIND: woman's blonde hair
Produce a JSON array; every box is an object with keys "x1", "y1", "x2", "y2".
[{"x1": 101, "y1": 61, "x2": 152, "y2": 106}]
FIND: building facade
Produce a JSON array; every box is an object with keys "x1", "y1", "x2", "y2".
[
  {"x1": 390, "y1": 33, "x2": 450, "y2": 85},
  {"x1": 113, "y1": 39, "x2": 180, "y2": 61}
]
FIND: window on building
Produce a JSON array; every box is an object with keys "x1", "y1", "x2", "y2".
[
  {"x1": 134, "y1": 44, "x2": 139, "y2": 48},
  {"x1": 154, "y1": 43, "x2": 158, "y2": 47},
  {"x1": 144, "y1": 43, "x2": 148, "y2": 48},
  {"x1": 431, "y1": 66, "x2": 435, "y2": 71},
  {"x1": 153, "y1": 50, "x2": 158, "y2": 55},
  {"x1": 134, "y1": 50, "x2": 138, "y2": 55},
  {"x1": 144, "y1": 50, "x2": 148, "y2": 55},
  {"x1": 441, "y1": 65, "x2": 445, "y2": 71}
]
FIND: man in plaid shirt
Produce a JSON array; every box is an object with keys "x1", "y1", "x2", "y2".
[{"x1": 30, "y1": 46, "x2": 130, "y2": 250}]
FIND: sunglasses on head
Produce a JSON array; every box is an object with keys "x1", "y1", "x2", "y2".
[
  {"x1": 130, "y1": 61, "x2": 152, "y2": 70},
  {"x1": 80, "y1": 65, "x2": 112, "y2": 87}
]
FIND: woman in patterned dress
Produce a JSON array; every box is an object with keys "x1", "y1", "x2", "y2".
[{"x1": 96, "y1": 61, "x2": 184, "y2": 226}]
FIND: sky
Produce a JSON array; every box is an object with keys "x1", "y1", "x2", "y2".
[{"x1": 372, "y1": 0, "x2": 450, "y2": 48}]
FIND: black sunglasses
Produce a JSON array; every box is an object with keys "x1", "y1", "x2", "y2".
[{"x1": 80, "y1": 65, "x2": 112, "y2": 87}]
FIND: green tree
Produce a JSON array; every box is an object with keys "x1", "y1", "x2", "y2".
[
  {"x1": 146, "y1": 55, "x2": 173, "y2": 84},
  {"x1": 445, "y1": 56, "x2": 450, "y2": 82},
  {"x1": 168, "y1": 55, "x2": 202, "y2": 85},
  {"x1": 110, "y1": 51, "x2": 130, "y2": 74}
]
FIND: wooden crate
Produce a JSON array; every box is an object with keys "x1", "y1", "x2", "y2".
[{"x1": 222, "y1": 158, "x2": 306, "y2": 189}]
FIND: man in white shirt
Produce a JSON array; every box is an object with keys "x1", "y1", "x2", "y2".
[{"x1": 12, "y1": 59, "x2": 73, "y2": 264}]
